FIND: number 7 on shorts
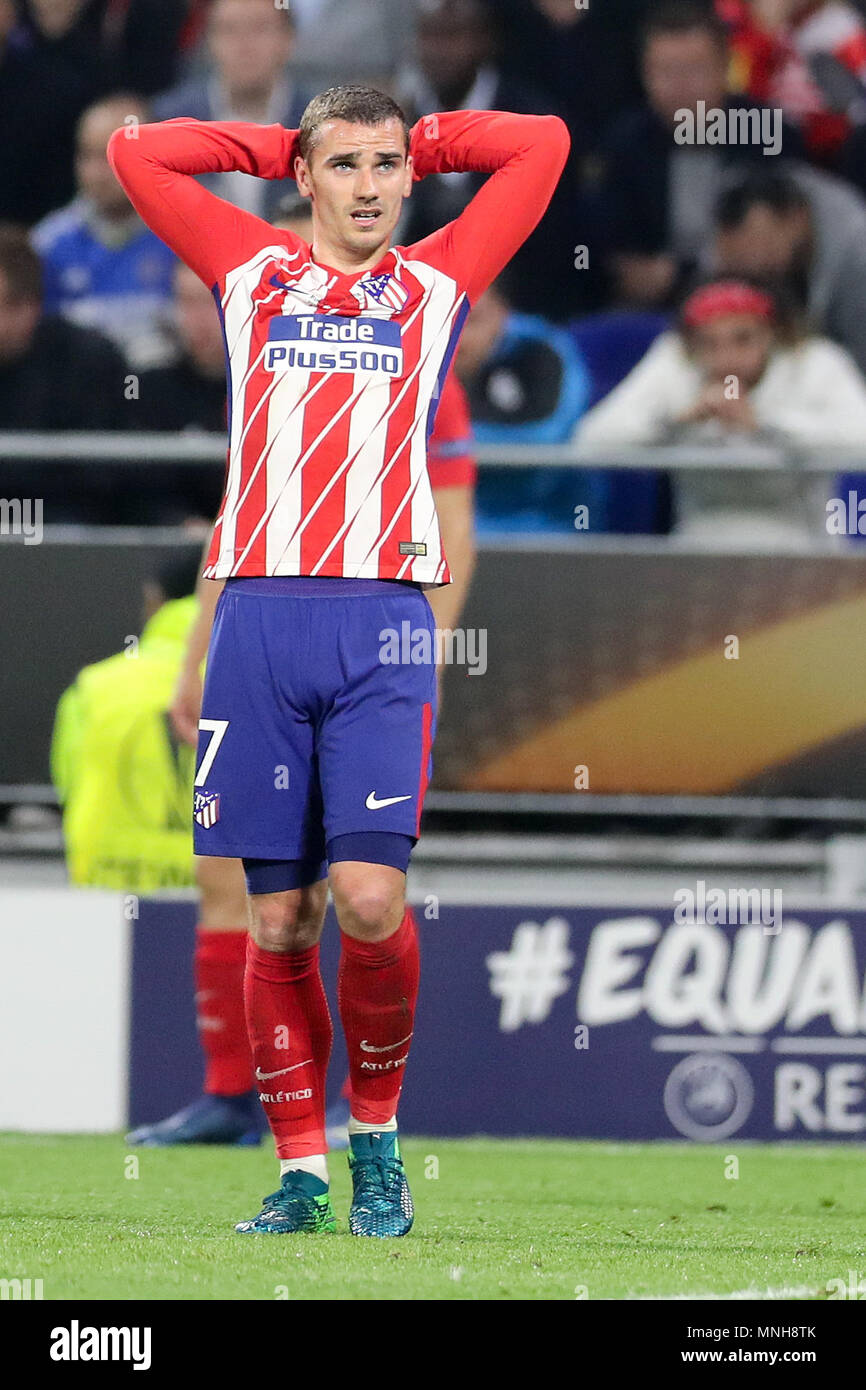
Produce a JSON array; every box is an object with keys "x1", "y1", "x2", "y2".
[{"x1": 195, "y1": 718, "x2": 229, "y2": 786}]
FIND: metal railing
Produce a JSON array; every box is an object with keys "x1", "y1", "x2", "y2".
[
  {"x1": 4, "y1": 433, "x2": 866, "y2": 842},
  {"x1": 1, "y1": 432, "x2": 866, "y2": 472},
  {"x1": 4, "y1": 783, "x2": 866, "y2": 826}
]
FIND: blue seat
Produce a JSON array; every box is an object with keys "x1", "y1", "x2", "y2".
[
  {"x1": 567, "y1": 311, "x2": 672, "y2": 533},
  {"x1": 568, "y1": 311, "x2": 670, "y2": 409}
]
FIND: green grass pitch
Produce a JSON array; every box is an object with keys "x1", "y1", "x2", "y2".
[{"x1": 0, "y1": 1134, "x2": 862, "y2": 1301}]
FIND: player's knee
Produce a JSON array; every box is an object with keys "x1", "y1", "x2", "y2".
[
  {"x1": 249, "y1": 887, "x2": 326, "y2": 952},
  {"x1": 251, "y1": 906, "x2": 322, "y2": 952},
  {"x1": 334, "y1": 877, "x2": 404, "y2": 942}
]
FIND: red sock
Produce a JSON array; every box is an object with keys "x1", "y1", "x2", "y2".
[
  {"x1": 244, "y1": 939, "x2": 333, "y2": 1159},
  {"x1": 338, "y1": 906, "x2": 420, "y2": 1125},
  {"x1": 194, "y1": 927, "x2": 253, "y2": 1096}
]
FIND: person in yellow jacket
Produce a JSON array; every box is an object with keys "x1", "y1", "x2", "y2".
[{"x1": 52, "y1": 559, "x2": 201, "y2": 892}]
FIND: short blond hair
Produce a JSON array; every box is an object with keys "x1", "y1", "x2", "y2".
[{"x1": 298, "y1": 86, "x2": 410, "y2": 162}]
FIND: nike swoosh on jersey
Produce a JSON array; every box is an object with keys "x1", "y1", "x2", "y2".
[
  {"x1": 267, "y1": 255, "x2": 302, "y2": 292},
  {"x1": 365, "y1": 792, "x2": 412, "y2": 810},
  {"x1": 359, "y1": 1032, "x2": 414, "y2": 1053},
  {"x1": 255, "y1": 1059, "x2": 313, "y2": 1081}
]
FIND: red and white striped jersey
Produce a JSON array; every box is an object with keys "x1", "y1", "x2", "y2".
[{"x1": 108, "y1": 110, "x2": 569, "y2": 584}]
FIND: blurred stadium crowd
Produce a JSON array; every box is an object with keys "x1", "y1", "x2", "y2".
[{"x1": 4, "y1": 0, "x2": 866, "y2": 535}]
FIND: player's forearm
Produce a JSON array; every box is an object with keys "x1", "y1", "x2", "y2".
[
  {"x1": 108, "y1": 118, "x2": 297, "y2": 184},
  {"x1": 183, "y1": 576, "x2": 224, "y2": 676},
  {"x1": 429, "y1": 485, "x2": 476, "y2": 634},
  {"x1": 107, "y1": 119, "x2": 300, "y2": 285},
  {"x1": 180, "y1": 531, "x2": 225, "y2": 676},
  {"x1": 429, "y1": 545, "x2": 475, "y2": 634},
  {"x1": 410, "y1": 110, "x2": 569, "y2": 182}
]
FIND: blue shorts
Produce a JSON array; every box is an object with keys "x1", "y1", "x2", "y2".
[{"x1": 192, "y1": 576, "x2": 437, "y2": 875}]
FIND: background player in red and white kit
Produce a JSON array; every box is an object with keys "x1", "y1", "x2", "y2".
[{"x1": 108, "y1": 85, "x2": 567, "y2": 1236}]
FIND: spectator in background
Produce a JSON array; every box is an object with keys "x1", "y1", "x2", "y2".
[
  {"x1": 14, "y1": 1, "x2": 105, "y2": 103},
  {"x1": 0, "y1": 0, "x2": 95, "y2": 223},
  {"x1": 99, "y1": 0, "x2": 189, "y2": 95},
  {"x1": 397, "y1": 0, "x2": 547, "y2": 119},
  {"x1": 0, "y1": 225, "x2": 129, "y2": 522},
  {"x1": 0, "y1": 0, "x2": 189, "y2": 225},
  {"x1": 173, "y1": 0, "x2": 211, "y2": 56},
  {"x1": 19, "y1": 0, "x2": 187, "y2": 95},
  {"x1": 575, "y1": 276, "x2": 866, "y2": 542},
  {"x1": 136, "y1": 263, "x2": 226, "y2": 436},
  {"x1": 456, "y1": 282, "x2": 602, "y2": 532},
  {"x1": 130, "y1": 263, "x2": 228, "y2": 524},
  {"x1": 596, "y1": 0, "x2": 800, "y2": 311},
  {"x1": 271, "y1": 188, "x2": 315, "y2": 236},
  {"x1": 458, "y1": 283, "x2": 591, "y2": 444},
  {"x1": 32, "y1": 95, "x2": 177, "y2": 371},
  {"x1": 710, "y1": 165, "x2": 866, "y2": 374},
  {"x1": 151, "y1": 0, "x2": 308, "y2": 220},
  {"x1": 718, "y1": 0, "x2": 866, "y2": 164},
  {"x1": 0, "y1": 225, "x2": 126, "y2": 430},
  {"x1": 396, "y1": 0, "x2": 580, "y2": 319},
  {"x1": 288, "y1": 0, "x2": 420, "y2": 89},
  {"x1": 494, "y1": 0, "x2": 644, "y2": 163}
]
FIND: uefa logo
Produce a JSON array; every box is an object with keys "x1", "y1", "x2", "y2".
[{"x1": 663, "y1": 1053, "x2": 755, "y2": 1141}]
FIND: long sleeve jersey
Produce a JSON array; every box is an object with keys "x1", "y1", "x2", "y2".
[{"x1": 108, "y1": 111, "x2": 568, "y2": 584}]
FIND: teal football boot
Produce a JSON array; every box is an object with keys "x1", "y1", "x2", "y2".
[
  {"x1": 347, "y1": 1131, "x2": 414, "y2": 1238},
  {"x1": 235, "y1": 1169, "x2": 336, "y2": 1234}
]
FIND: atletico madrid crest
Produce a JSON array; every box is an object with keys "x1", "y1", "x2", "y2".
[
  {"x1": 194, "y1": 790, "x2": 220, "y2": 828},
  {"x1": 354, "y1": 272, "x2": 410, "y2": 315}
]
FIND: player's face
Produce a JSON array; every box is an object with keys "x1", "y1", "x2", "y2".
[
  {"x1": 295, "y1": 120, "x2": 413, "y2": 268},
  {"x1": 689, "y1": 314, "x2": 774, "y2": 390}
]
